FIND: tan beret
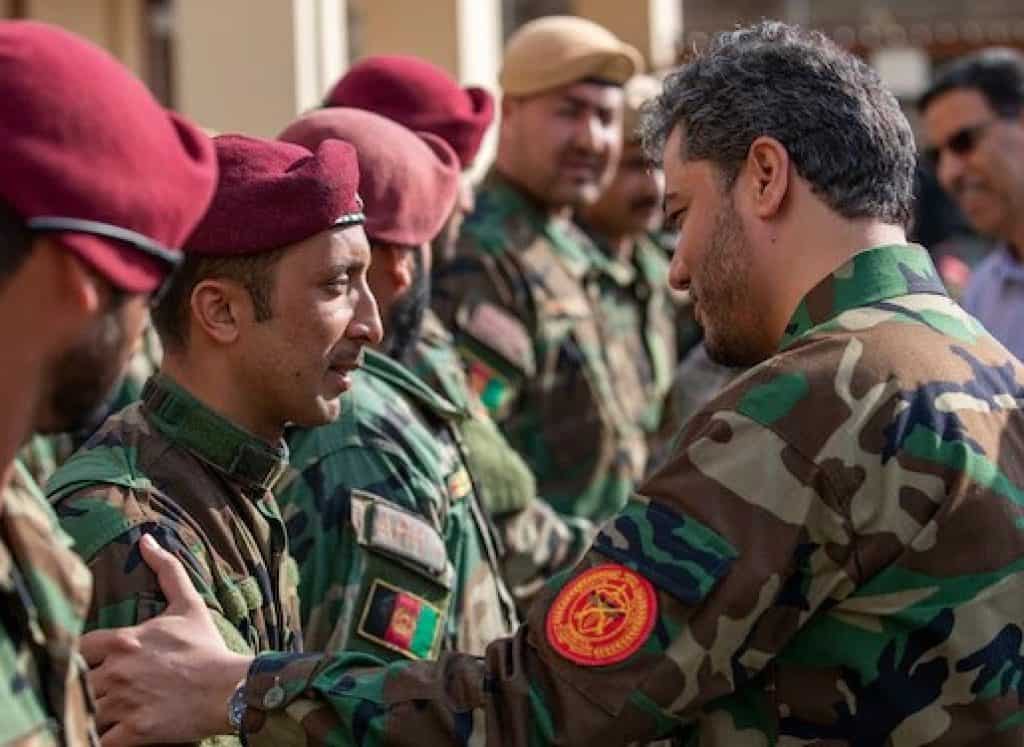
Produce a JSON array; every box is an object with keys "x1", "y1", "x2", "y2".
[
  {"x1": 500, "y1": 15, "x2": 645, "y2": 97},
  {"x1": 622, "y1": 74, "x2": 662, "y2": 142}
]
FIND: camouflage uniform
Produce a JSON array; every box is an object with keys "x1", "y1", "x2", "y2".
[
  {"x1": 279, "y1": 347, "x2": 518, "y2": 659},
  {"x1": 0, "y1": 461, "x2": 98, "y2": 746},
  {"x1": 585, "y1": 231, "x2": 682, "y2": 467},
  {"x1": 410, "y1": 310, "x2": 594, "y2": 609},
  {"x1": 649, "y1": 345, "x2": 743, "y2": 471},
  {"x1": 238, "y1": 243, "x2": 1024, "y2": 746},
  {"x1": 47, "y1": 374, "x2": 302, "y2": 746},
  {"x1": 433, "y1": 173, "x2": 647, "y2": 522},
  {"x1": 16, "y1": 435, "x2": 69, "y2": 492}
]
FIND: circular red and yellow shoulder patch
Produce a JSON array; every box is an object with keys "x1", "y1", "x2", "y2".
[{"x1": 546, "y1": 563, "x2": 657, "y2": 666}]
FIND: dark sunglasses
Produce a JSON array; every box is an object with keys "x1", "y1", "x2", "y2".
[
  {"x1": 923, "y1": 119, "x2": 998, "y2": 169},
  {"x1": 26, "y1": 216, "x2": 182, "y2": 308}
]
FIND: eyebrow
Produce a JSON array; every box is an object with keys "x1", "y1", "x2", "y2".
[
  {"x1": 322, "y1": 260, "x2": 365, "y2": 278},
  {"x1": 559, "y1": 93, "x2": 613, "y2": 112}
]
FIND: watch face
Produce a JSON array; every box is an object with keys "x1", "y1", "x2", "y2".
[{"x1": 229, "y1": 682, "x2": 247, "y2": 731}]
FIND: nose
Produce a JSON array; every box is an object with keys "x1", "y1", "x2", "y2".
[
  {"x1": 646, "y1": 169, "x2": 666, "y2": 203},
  {"x1": 668, "y1": 239, "x2": 691, "y2": 292},
  {"x1": 350, "y1": 286, "x2": 384, "y2": 346},
  {"x1": 936, "y1": 148, "x2": 966, "y2": 193},
  {"x1": 572, "y1": 114, "x2": 601, "y2": 153}
]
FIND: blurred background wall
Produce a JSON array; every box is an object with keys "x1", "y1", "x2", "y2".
[{"x1": 3, "y1": 0, "x2": 1024, "y2": 147}]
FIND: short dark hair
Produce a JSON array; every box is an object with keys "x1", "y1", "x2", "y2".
[
  {"x1": 0, "y1": 200, "x2": 34, "y2": 289},
  {"x1": 641, "y1": 21, "x2": 917, "y2": 227},
  {"x1": 919, "y1": 47, "x2": 1024, "y2": 118},
  {"x1": 151, "y1": 248, "x2": 286, "y2": 350}
]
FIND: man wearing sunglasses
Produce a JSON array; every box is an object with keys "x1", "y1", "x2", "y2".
[
  {"x1": 920, "y1": 48, "x2": 1024, "y2": 359},
  {"x1": 0, "y1": 20, "x2": 218, "y2": 745}
]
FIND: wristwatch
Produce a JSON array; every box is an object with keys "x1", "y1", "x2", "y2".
[{"x1": 227, "y1": 678, "x2": 247, "y2": 735}]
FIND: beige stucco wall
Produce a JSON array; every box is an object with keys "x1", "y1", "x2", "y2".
[
  {"x1": 173, "y1": 0, "x2": 348, "y2": 137},
  {"x1": 22, "y1": 0, "x2": 145, "y2": 74}
]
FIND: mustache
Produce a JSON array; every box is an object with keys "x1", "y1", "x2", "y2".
[
  {"x1": 557, "y1": 147, "x2": 606, "y2": 170},
  {"x1": 330, "y1": 347, "x2": 365, "y2": 370}
]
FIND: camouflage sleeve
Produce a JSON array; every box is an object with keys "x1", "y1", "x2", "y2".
[
  {"x1": 495, "y1": 498, "x2": 594, "y2": 615},
  {"x1": 53, "y1": 484, "x2": 229, "y2": 638},
  {"x1": 432, "y1": 252, "x2": 535, "y2": 426},
  {"x1": 1, "y1": 462, "x2": 99, "y2": 746},
  {"x1": 278, "y1": 442, "x2": 455, "y2": 662},
  {"x1": 238, "y1": 372, "x2": 903, "y2": 746},
  {"x1": 449, "y1": 397, "x2": 592, "y2": 613}
]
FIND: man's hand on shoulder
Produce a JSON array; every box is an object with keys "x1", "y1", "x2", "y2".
[{"x1": 81, "y1": 534, "x2": 252, "y2": 746}]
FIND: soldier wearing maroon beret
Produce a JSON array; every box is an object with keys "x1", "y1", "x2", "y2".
[
  {"x1": 278, "y1": 107, "x2": 525, "y2": 662},
  {"x1": 46, "y1": 134, "x2": 381, "y2": 745},
  {"x1": 0, "y1": 20, "x2": 217, "y2": 744},
  {"x1": 324, "y1": 54, "x2": 496, "y2": 263}
]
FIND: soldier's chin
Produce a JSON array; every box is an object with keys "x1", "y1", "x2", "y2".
[
  {"x1": 292, "y1": 395, "x2": 343, "y2": 429},
  {"x1": 559, "y1": 181, "x2": 601, "y2": 208},
  {"x1": 704, "y1": 328, "x2": 768, "y2": 368}
]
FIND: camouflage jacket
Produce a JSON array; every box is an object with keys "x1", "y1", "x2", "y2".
[
  {"x1": 238, "y1": 243, "x2": 1024, "y2": 746},
  {"x1": 410, "y1": 310, "x2": 593, "y2": 609},
  {"x1": 0, "y1": 461, "x2": 97, "y2": 746},
  {"x1": 18, "y1": 435, "x2": 74, "y2": 494},
  {"x1": 432, "y1": 172, "x2": 647, "y2": 522},
  {"x1": 47, "y1": 375, "x2": 301, "y2": 746},
  {"x1": 279, "y1": 348, "x2": 518, "y2": 659},
  {"x1": 585, "y1": 231, "x2": 681, "y2": 461}
]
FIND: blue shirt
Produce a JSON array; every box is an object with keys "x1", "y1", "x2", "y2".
[{"x1": 962, "y1": 244, "x2": 1024, "y2": 360}]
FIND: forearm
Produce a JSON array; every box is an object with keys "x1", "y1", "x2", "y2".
[
  {"x1": 497, "y1": 500, "x2": 594, "y2": 613},
  {"x1": 240, "y1": 566, "x2": 689, "y2": 747}
]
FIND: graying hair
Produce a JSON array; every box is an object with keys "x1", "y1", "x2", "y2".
[{"x1": 640, "y1": 21, "x2": 916, "y2": 227}]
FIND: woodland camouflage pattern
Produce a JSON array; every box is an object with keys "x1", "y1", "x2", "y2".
[
  {"x1": 586, "y1": 230, "x2": 682, "y2": 465},
  {"x1": 47, "y1": 375, "x2": 302, "y2": 747},
  {"x1": 279, "y1": 347, "x2": 518, "y2": 659},
  {"x1": 238, "y1": 244, "x2": 1024, "y2": 746},
  {"x1": 407, "y1": 310, "x2": 537, "y2": 519},
  {"x1": 0, "y1": 461, "x2": 97, "y2": 746},
  {"x1": 409, "y1": 310, "x2": 594, "y2": 610},
  {"x1": 432, "y1": 173, "x2": 648, "y2": 522}
]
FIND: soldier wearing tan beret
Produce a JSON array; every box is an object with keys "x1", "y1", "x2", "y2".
[
  {"x1": 577, "y1": 74, "x2": 689, "y2": 470},
  {"x1": 432, "y1": 15, "x2": 648, "y2": 524}
]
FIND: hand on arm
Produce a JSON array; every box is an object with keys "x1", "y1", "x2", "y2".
[{"x1": 81, "y1": 534, "x2": 252, "y2": 746}]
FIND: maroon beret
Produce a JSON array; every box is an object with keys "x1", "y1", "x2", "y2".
[
  {"x1": 324, "y1": 55, "x2": 494, "y2": 170},
  {"x1": 185, "y1": 134, "x2": 364, "y2": 256},
  {"x1": 279, "y1": 108, "x2": 459, "y2": 248},
  {"x1": 0, "y1": 21, "x2": 217, "y2": 294}
]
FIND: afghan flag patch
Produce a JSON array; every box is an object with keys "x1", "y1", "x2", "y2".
[
  {"x1": 546, "y1": 564, "x2": 657, "y2": 666},
  {"x1": 467, "y1": 359, "x2": 512, "y2": 416},
  {"x1": 358, "y1": 579, "x2": 441, "y2": 660},
  {"x1": 446, "y1": 467, "x2": 473, "y2": 502}
]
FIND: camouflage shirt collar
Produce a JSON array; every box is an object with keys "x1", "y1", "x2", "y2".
[
  {"x1": 576, "y1": 225, "x2": 637, "y2": 287},
  {"x1": 634, "y1": 233, "x2": 672, "y2": 286},
  {"x1": 362, "y1": 348, "x2": 462, "y2": 422},
  {"x1": 483, "y1": 171, "x2": 598, "y2": 278},
  {"x1": 141, "y1": 374, "x2": 289, "y2": 492},
  {"x1": 780, "y1": 243, "x2": 947, "y2": 350}
]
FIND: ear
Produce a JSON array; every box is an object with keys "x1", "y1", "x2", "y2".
[
  {"x1": 45, "y1": 239, "x2": 104, "y2": 316},
  {"x1": 189, "y1": 278, "x2": 243, "y2": 346},
  {"x1": 744, "y1": 136, "x2": 790, "y2": 219},
  {"x1": 382, "y1": 245, "x2": 416, "y2": 295}
]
